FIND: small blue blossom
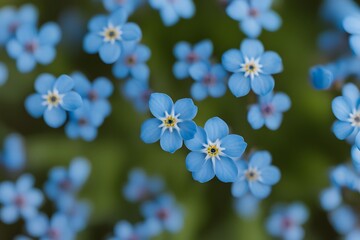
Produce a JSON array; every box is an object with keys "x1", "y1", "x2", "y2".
[
  {"x1": 112, "y1": 41, "x2": 151, "y2": 80},
  {"x1": 122, "y1": 78, "x2": 152, "y2": 113},
  {"x1": 247, "y1": 91, "x2": 291, "y2": 130},
  {"x1": 26, "y1": 213, "x2": 75, "y2": 240},
  {"x1": 123, "y1": 168, "x2": 164, "y2": 203},
  {"x1": 103, "y1": 0, "x2": 142, "y2": 15},
  {"x1": 343, "y1": 14, "x2": 360, "y2": 56},
  {"x1": 149, "y1": 0, "x2": 195, "y2": 26},
  {"x1": 1, "y1": 133, "x2": 26, "y2": 171},
  {"x1": 44, "y1": 158, "x2": 91, "y2": 202},
  {"x1": 173, "y1": 40, "x2": 213, "y2": 80},
  {"x1": 266, "y1": 203, "x2": 309, "y2": 240},
  {"x1": 226, "y1": 0, "x2": 281, "y2": 38},
  {"x1": 231, "y1": 151, "x2": 280, "y2": 199},
  {"x1": 140, "y1": 93, "x2": 198, "y2": 153},
  {"x1": 6, "y1": 22, "x2": 61, "y2": 73},
  {"x1": 25, "y1": 74, "x2": 83, "y2": 128},
  {"x1": 0, "y1": 4, "x2": 38, "y2": 45},
  {"x1": 0, "y1": 62, "x2": 8, "y2": 86},
  {"x1": 185, "y1": 117, "x2": 247, "y2": 183},
  {"x1": 222, "y1": 39, "x2": 283, "y2": 97},
  {"x1": 0, "y1": 174, "x2": 43, "y2": 224},
  {"x1": 189, "y1": 62, "x2": 227, "y2": 101},
  {"x1": 108, "y1": 220, "x2": 157, "y2": 240},
  {"x1": 329, "y1": 164, "x2": 358, "y2": 190},
  {"x1": 309, "y1": 65, "x2": 334, "y2": 90},
  {"x1": 83, "y1": 9, "x2": 142, "y2": 64},
  {"x1": 141, "y1": 194, "x2": 183, "y2": 233}
]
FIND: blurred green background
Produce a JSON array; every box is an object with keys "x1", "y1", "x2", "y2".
[{"x1": 0, "y1": 0, "x2": 353, "y2": 239}]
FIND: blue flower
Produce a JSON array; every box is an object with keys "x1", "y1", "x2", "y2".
[
  {"x1": 6, "y1": 22, "x2": 61, "y2": 73},
  {"x1": 112, "y1": 41, "x2": 151, "y2": 80},
  {"x1": 247, "y1": 91, "x2": 291, "y2": 130},
  {"x1": 222, "y1": 39, "x2": 283, "y2": 97},
  {"x1": 226, "y1": 0, "x2": 281, "y2": 38},
  {"x1": 44, "y1": 158, "x2": 91, "y2": 202},
  {"x1": 331, "y1": 83, "x2": 360, "y2": 149},
  {"x1": 83, "y1": 9, "x2": 142, "y2": 64},
  {"x1": 0, "y1": 174, "x2": 43, "y2": 224},
  {"x1": 141, "y1": 194, "x2": 183, "y2": 233},
  {"x1": 1, "y1": 133, "x2": 26, "y2": 171},
  {"x1": 103, "y1": 0, "x2": 142, "y2": 15},
  {"x1": 25, "y1": 74, "x2": 83, "y2": 128},
  {"x1": 26, "y1": 213, "x2": 75, "y2": 240},
  {"x1": 65, "y1": 100, "x2": 102, "y2": 141},
  {"x1": 140, "y1": 93, "x2": 198, "y2": 153},
  {"x1": 329, "y1": 164, "x2": 358, "y2": 190},
  {"x1": 72, "y1": 72, "x2": 113, "y2": 118},
  {"x1": 309, "y1": 65, "x2": 334, "y2": 90},
  {"x1": 0, "y1": 4, "x2": 38, "y2": 45},
  {"x1": 122, "y1": 78, "x2": 152, "y2": 113},
  {"x1": 123, "y1": 168, "x2": 164, "y2": 203},
  {"x1": 185, "y1": 117, "x2": 247, "y2": 183},
  {"x1": 231, "y1": 151, "x2": 280, "y2": 199},
  {"x1": 109, "y1": 220, "x2": 158, "y2": 240},
  {"x1": 266, "y1": 203, "x2": 309, "y2": 240},
  {"x1": 149, "y1": 0, "x2": 195, "y2": 26},
  {"x1": 173, "y1": 40, "x2": 213, "y2": 80},
  {"x1": 343, "y1": 14, "x2": 360, "y2": 56},
  {"x1": 234, "y1": 194, "x2": 259, "y2": 218},
  {"x1": 189, "y1": 62, "x2": 227, "y2": 101},
  {"x1": 0, "y1": 62, "x2": 8, "y2": 86}
]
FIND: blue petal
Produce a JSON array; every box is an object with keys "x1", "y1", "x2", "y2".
[
  {"x1": 186, "y1": 152, "x2": 206, "y2": 172},
  {"x1": 215, "y1": 157, "x2": 238, "y2": 183},
  {"x1": 109, "y1": 9, "x2": 128, "y2": 26},
  {"x1": 178, "y1": 121, "x2": 197, "y2": 140},
  {"x1": 61, "y1": 92, "x2": 83, "y2": 111},
  {"x1": 247, "y1": 105, "x2": 265, "y2": 129},
  {"x1": 25, "y1": 94, "x2": 46, "y2": 118},
  {"x1": 99, "y1": 43, "x2": 121, "y2": 64},
  {"x1": 192, "y1": 160, "x2": 215, "y2": 183},
  {"x1": 54, "y1": 75, "x2": 74, "y2": 93},
  {"x1": 259, "y1": 11, "x2": 282, "y2": 32},
  {"x1": 83, "y1": 33, "x2": 102, "y2": 54},
  {"x1": 6, "y1": 40, "x2": 23, "y2": 59},
  {"x1": 93, "y1": 77, "x2": 113, "y2": 98},
  {"x1": 140, "y1": 118, "x2": 162, "y2": 143},
  {"x1": 332, "y1": 96, "x2": 352, "y2": 121},
  {"x1": 351, "y1": 145, "x2": 360, "y2": 172},
  {"x1": 17, "y1": 53, "x2": 36, "y2": 73},
  {"x1": 160, "y1": 6, "x2": 179, "y2": 26},
  {"x1": 191, "y1": 83, "x2": 208, "y2": 101},
  {"x1": 174, "y1": 98, "x2": 197, "y2": 120},
  {"x1": 160, "y1": 130, "x2": 183, "y2": 153},
  {"x1": 184, "y1": 126, "x2": 207, "y2": 151},
  {"x1": 228, "y1": 73, "x2": 251, "y2": 97},
  {"x1": 122, "y1": 23, "x2": 142, "y2": 41},
  {"x1": 349, "y1": 35, "x2": 360, "y2": 56},
  {"x1": 204, "y1": 117, "x2": 229, "y2": 142},
  {"x1": 44, "y1": 107, "x2": 67, "y2": 128},
  {"x1": 309, "y1": 66, "x2": 333, "y2": 90},
  {"x1": 208, "y1": 83, "x2": 226, "y2": 98},
  {"x1": 193, "y1": 39, "x2": 213, "y2": 59},
  {"x1": 189, "y1": 62, "x2": 208, "y2": 81},
  {"x1": 174, "y1": 0, "x2": 195, "y2": 18},
  {"x1": 149, "y1": 93, "x2": 173, "y2": 119},
  {"x1": 0, "y1": 206, "x2": 19, "y2": 224},
  {"x1": 273, "y1": 92, "x2": 291, "y2": 112},
  {"x1": 38, "y1": 22, "x2": 61, "y2": 45},
  {"x1": 69, "y1": 158, "x2": 91, "y2": 187},
  {"x1": 342, "y1": 83, "x2": 359, "y2": 107},
  {"x1": 113, "y1": 62, "x2": 130, "y2": 79},
  {"x1": 35, "y1": 73, "x2": 55, "y2": 94},
  {"x1": 221, "y1": 49, "x2": 243, "y2": 73},
  {"x1": 226, "y1": 0, "x2": 249, "y2": 21},
  {"x1": 34, "y1": 46, "x2": 56, "y2": 65},
  {"x1": 241, "y1": 19, "x2": 262, "y2": 38},
  {"x1": 260, "y1": 51, "x2": 283, "y2": 75},
  {"x1": 88, "y1": 15, "x2": 107, "y2": 32},
  {"x1": 332, "y1": 121, "x2": 354, "y2": 140},
  {"x1": 343, "y1": 15, "x2": 360, "y2": 34},
  {"x1": 72, "y1": 72, "x2": 92, "y2": 96},
  {"x1": 173, "y1": 41, "x2": 191, "y2": 60},
  {"x1": 231, "y1": 180, "x2": 249, "y2": 198},
  {"x1": 260, "y1": 166, "x2": 281, "y2": 185},
  {"x1": 249, "y1": 151, "x2": 272, "y2": 168},
  {"x1": 251, "y1": 75, "x2": 274, "y2": 96},
  {"x1": 264, "y1": 112, "x2": 283, "y2": 130},
  {"x1": 221, "y1": 134, "x2": 247, "y2": 158},
  {"x1": 355, "y1": 132, "x2": 360, "y2": 150},
  {"x1": 135, "y1": 44, "x2": 151, "y2": 62},
  {"x1": 240, "y1": 39, "x2": 264, "y2": 58},
  {"x1": 131, "y1": 64, "x2": 150, "y2": 81},
  {"x1": 173, "y1": 61, "x2": 190, "y2": 79},
  {"x1": 249, "y1": 181, "x2": 271, "y2": 199}
]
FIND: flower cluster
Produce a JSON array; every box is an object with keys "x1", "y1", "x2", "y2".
[{"x1": 108, "y1": 169, "x2": 184, "y2": 239}]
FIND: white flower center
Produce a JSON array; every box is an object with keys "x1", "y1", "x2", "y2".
[
  {"x1": 240, "y1": 57, "x2": 263, "y2": 80},
  {"x1": 349, "y1": 110, "x2": 360, "y2": 127},
  {"x1": 158, "y1": 109, "x2": 182, "y2": 133},
  {"x1": 244, "y1": 167, "x2": 260, "y2": 181},
  {"x1": 202, "y1": 139, "x2": 225, "y2": 161},
  {"x1": 99, "y1": 22, "x2": 122, "y2": 44},
  {"x1": 42, "y1": 89, "x2": 64, "y2": 110}
]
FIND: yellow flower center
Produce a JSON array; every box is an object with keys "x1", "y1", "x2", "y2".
[
  {"x1": 163, "y1": 116, "x2": 177, "y2": 127},
  {"x1": 207, "y1": 145, "x2": 219, "y2": 157}
]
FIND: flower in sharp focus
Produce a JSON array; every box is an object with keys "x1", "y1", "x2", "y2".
[
  {"x1": 149, "y1": 0, "x2": 195, "y2": 26},
  {"x1": 141, "y1": 194, "x2": 184, "y2": 233},
  {"x1": 185, "y1": 117, "x2": 247, "y2": 183},
  {"x1": 123, "y1": 168, "x2": 164, "y2": 203},
  {"x1": 173, "y1": 39, "x2": 213, "y2": 80},
  {"x1": 140, "y1": 93, "x2": 198, "y2": 153},
  {"x1": 1, "y1": 133, "x2": 26, "y2": 171},
  {"x1": 83, "y1": 9, "x2": 142, "y2": 64},
  {"x1": 231, "y1": 151, "x2": 280, "y2": 199},
  {"x1": 222, "y1": 39, "x2": 283, "y2": 97},
  {"x1": 25, "y1": 74, "x2": 83, "y2": 128},
  {"x1": 44, "y1": 158, "x2": 91, "y2": 202},
  {"x1": 226, "y1": 0, "x2": 281, "y2": 38},
  {"x1": 266, "y1": 203, "x2": 309, "y2": 240},
  {"x1": 6, "y1": 22, "x2": 61, "y2": 73},
  {"x1": 112, "y1": 41, "x2": 151, "y2": 81},
  {"x1": 247, "y1": 91, "x2": 291, "y2": 130},
  {"x1": 0, "y1": 174, "x2": 43, "y2": 224},
  {"x1": 189, "y1": 62, "x2": 227, "y2": 101}
]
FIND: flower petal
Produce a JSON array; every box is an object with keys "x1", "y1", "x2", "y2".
[
  {"x1": 215, "y1": 157, "x2": 238, "y2": 183},
  {"x1": 174, "y1": 98, "x2": 197, "y2": 120},
  {"x1": 149, "y1": 93, "x2": 173, "y2": 119},
  {"x1": 221, "y1": 134, "x2": 247, "y2": 158},
  {"x1": 186, "y1": 152, "x2": 206, "y2": 172},
  {"x1": 160, "y1": 130, "x2": 183, "y2": 153},
  {"x1": 192, "y1": 160, "x2": 215, "y2": 183},
  {"x1": 44, "y1": 107, "x2": 67, "y2": 128},
  {"x1": 228, "y1": 73, "x2": 251, "y2": 97},
  {"x1": 140, "y1": 118, "x2": 162, "y2": 143},
  {"x1": 204, "y1": 117, "x2": 229, "y2": 142}
]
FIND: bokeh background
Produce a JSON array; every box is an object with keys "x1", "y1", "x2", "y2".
[{"x1": 0, "y1": 0, "x2": 352, "y2": 239}]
